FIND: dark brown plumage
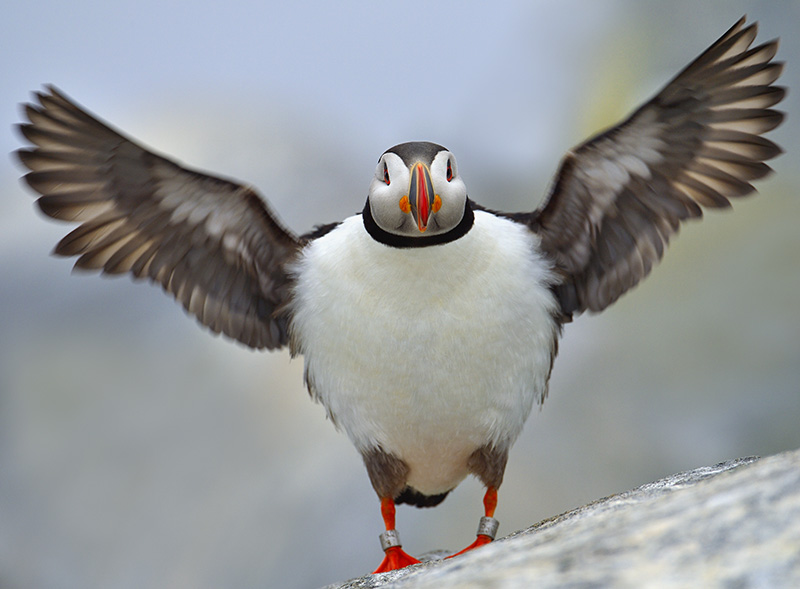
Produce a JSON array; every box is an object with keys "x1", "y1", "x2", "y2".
[
  {"x1": 504, "y1": 17, "x2": 784, "y2": 317},
  {"x1": 17, "y1": 88, "x2": 301, "y2": 349}
]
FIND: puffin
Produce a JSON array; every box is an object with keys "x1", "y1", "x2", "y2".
[{"x1": 17, "y1": 17, "x2": 784, "y2": 573}]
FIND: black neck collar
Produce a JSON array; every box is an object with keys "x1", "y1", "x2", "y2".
[{"x1": 361, "y1": 199, "x2": 475, "y2": 248}]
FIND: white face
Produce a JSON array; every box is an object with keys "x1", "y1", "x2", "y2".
[{"x1": 368, "y1": 149, "x2": 468, "y2": 237}]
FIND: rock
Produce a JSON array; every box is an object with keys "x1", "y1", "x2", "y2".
[{"x1": 325, "y1": 448, "x2": 800, "y2": 588}]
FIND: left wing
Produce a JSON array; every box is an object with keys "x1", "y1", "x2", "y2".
[{"x1": 507, "y1": 17, "x2": 785, "y2": 317}]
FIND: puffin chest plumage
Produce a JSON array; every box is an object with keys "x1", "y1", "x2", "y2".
[{"x1": 289, "y1": 211, "x2": 560, "y2": 496}]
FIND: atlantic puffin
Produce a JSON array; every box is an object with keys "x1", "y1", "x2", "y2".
[{"x1": 16, "y1": 17, "x2": 784, "y2": 573}]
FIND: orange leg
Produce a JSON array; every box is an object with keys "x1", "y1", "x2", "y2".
[
  {"x1": 446, "y1": 486, "x2": 499, "y2": 559},
  {"x1": 373, "y1": 497, "x2": 421, "y2": 573}
]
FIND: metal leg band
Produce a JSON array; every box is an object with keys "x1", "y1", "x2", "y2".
[
  {"x1": 476, "y1": 516, "x2": 499, "y2": 540},
  {"x1": 379, "y1": 529, "x2": 402, "y2": 551}
]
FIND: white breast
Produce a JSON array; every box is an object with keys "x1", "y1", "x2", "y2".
[{"x1": 288, "y1": 211, "x2": 559, "y2": 495}]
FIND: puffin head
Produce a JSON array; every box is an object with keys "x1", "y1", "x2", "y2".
[{"x1": 367, "y1": 142, "x2": 468, "y2": 239}]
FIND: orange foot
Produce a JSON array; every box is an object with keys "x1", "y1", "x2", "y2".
[
  {"x1": 445, "y1": 533, "x2": 493, "y2": 559},
  {"x1": 373, "y1": 546, "x2": 421, "y2": 573},
  {"x1": 446, "y1": 487, "x2": 499, "y2": 559},
  {"x1": 372, "y1": 498, "x2": 421, "y2": 573}
]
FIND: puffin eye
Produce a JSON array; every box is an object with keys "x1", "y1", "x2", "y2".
[
  {"x1": 383, "y1": 161, "x2": 391, "y2": 185},
  {"x1": 446, "y1": 159, "x2": 453, "y2": 182}
]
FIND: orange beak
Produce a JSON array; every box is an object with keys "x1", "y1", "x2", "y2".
[{"x1": 408, "y1": 162, "x2": 435, "y2": 232}]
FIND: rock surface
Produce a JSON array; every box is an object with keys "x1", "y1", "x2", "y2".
[{"x1": 325, "y1": 448, "x2": 800, "y2": 588}]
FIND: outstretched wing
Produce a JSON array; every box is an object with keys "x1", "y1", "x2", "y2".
[
  {"x1": 17, "y1": 86, "x2": 301, "y2": 350},
  {"x1": 516, "y1": 17, "x2": 785, "y2": 317}
]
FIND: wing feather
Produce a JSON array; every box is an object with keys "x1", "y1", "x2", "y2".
[
  {"x1": 17, "y1": 86, "x2": 301, "y2": 349},
  {"x1": 513, "y1": 17, "x2": 784, "y2": 316}
]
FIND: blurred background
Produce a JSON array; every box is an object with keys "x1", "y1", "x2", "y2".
[{"x1": 1, "y1": 1, "x2": 798, "y2": 587}]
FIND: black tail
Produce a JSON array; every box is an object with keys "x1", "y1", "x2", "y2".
[{"x1": 395, "y1": 486, "x2": 450, "y2": 508}]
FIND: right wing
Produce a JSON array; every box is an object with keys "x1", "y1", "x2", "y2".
[{"x1": 17, "y1": 86, "x2": 302, "y2": 350}]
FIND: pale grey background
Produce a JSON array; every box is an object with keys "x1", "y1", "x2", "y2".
[{"x1": 1, "y1": 2, "x2": 798, "y2": 588}]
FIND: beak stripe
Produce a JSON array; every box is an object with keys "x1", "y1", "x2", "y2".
[
  {"x1": 416, "y1": 163, "x2": 429, "y2": 230},
  {"x1": 408, "y1": 162, "x2": 436, "y2": 233}
]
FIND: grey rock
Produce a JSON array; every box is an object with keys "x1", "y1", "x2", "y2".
[{"x1": 325, "y1": 448, "x2": 800, "y2": 588}]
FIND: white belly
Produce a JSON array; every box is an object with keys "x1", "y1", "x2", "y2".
[{"x1": 288, "y1": 211, "x2": 559, "y2": 494}]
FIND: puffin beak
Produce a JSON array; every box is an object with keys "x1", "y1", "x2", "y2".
[{"x1": 408, "y1": 162, "x2": 436, "y2": 232}]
